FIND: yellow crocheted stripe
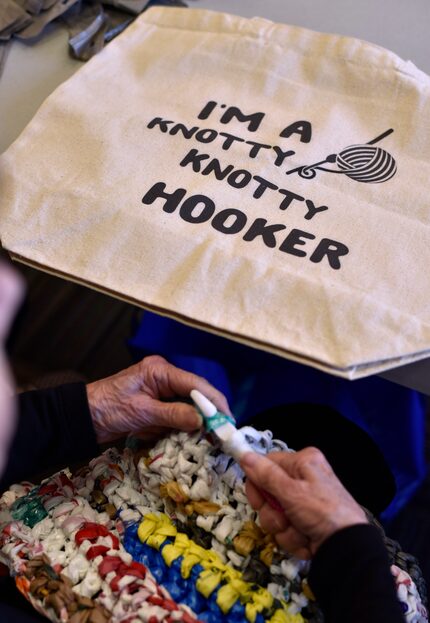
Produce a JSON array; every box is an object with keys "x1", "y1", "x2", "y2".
[
  {"x1": 268, "y1": 610, "x2": 305, "y2": 623},
  {"x1": 137, "y1": 514, "x2": 305, "y2": 623}
]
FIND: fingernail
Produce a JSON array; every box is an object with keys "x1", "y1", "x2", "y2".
[
  {"x1": 241, "y1": 452, "x2": 258, "y2": 468},
  {"x1": 193, "y1": 410, "x2": 203, "y2": 429}
]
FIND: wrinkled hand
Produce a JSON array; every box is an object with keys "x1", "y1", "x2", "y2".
[
  {"x1": 86, "y1": 355, "x2": 231, "y2": 443},
  {"x1": 240, "y1": 448, "x2": 368, "y2": 559}
]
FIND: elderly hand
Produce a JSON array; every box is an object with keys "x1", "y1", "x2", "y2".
[
  {"x1": 240, "y1": 448, "x2": 368, "y2": 559},
  {"x1": 87, "y1": 355, "x2": 231, "y2": 443}
]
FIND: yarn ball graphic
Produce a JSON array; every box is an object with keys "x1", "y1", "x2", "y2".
[{"x1": 336, "y1": 144, "x2": 397, "y2": 183}]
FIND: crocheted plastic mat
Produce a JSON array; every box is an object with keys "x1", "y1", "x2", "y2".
[{"x1": 0, "y1": 427, "x2": 427, "y2": 623}]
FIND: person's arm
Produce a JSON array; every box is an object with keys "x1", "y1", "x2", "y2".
[
  {"x1": 0, "y1": 355, "x2": 230, "y2": 491},
  {"x1": 309, "y1": 524, "x2": 405, "y2": 623},
  {"x1": 0, "y1": 383, "x2": 97, "y2": 491},
  {"x1": 240, "y1": 448, "x2": 405, "y2": 622}
]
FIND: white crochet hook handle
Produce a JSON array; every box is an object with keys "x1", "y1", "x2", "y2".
[
  {"x1": 190, "y1": 389, "x2": 251, "y2": 461},
  {"x1": 190, "y1": 389, "x2": 284, "y2": 513}
]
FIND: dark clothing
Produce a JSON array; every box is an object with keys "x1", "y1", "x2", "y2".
[
  {"x1": 0, "y1": 383, "x2": 97, "y2": 623},
  {"x1": 0, "y1": 385, "x2": 405, "y2": 622},
  {"x1": 310, "y1": 524, "x2": 405, "y2": 622},
  {"x1": 0, "y1": 383, "x2": 98, "y2": 492}
]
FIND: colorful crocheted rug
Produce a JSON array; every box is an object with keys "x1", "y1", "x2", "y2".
[{"x1": 0, "y1": 427, "x2": 427, "y2": 623}]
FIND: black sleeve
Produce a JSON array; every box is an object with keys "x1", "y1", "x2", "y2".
[
  {"x1": 0, "y1": 383, "x2": 98, "y2": 492},
  {"x1": 309, "y1": 524, "x2": 405, "y2": 623},
  {"x1": 0, "y1": 596, "x2": 48, "y2": 623}
]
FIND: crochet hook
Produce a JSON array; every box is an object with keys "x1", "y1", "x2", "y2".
[{"x1": 190, "y1": 389, "x2": 284, "y2": 513}]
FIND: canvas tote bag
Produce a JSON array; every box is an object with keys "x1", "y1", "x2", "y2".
[{"x1": 1, "y1": 7, "x2": 430, "y2": 379}]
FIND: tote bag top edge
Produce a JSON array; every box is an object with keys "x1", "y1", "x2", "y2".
[{"x1": 140, "y1": 6, "x2": 430, "y2": 85}]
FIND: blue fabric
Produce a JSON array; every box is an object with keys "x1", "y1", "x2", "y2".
[{"x1": 129, "y1": 312, "x2": 427, "y2": 519}]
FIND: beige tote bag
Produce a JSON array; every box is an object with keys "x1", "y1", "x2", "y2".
[{"x1": 1, "y1": 7, "x2": 430, "y2": 379}]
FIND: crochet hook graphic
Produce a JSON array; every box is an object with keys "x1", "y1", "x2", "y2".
[
  {"x1": 285, "y1": 128, "x2": 395, "y2": 182},
  {"x1": 191, "y1": 389, "x2": 284, "y2": 512}
]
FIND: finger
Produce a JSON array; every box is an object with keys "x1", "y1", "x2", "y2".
[
  {"x1": 132, "y1": 398, "x2": 203, "y2": 432},
  {"x1": 245, "y1": 479, "x2": 264, "y2": 510},
  {"x1": 157, "y1": 362, "x2": 233, "y2": 416},
  {"x1": 275, "y1": 526, "x2": 312, "y2": 560},
  {"x1": 240, "y1": 452, "x2": 295, "y2": 503},
  {"x1": 265, "y1": 452, "x2": 297, "y2": 469},
  {"x1": 258, "y1": 503, "x2": 289, "y2": 534},
  {"x1": 190, "y1": 378, "x2": 232, "y2": 417},
  {"x1": 266, "y1": 448, "x2": 334, "y2": 481}
]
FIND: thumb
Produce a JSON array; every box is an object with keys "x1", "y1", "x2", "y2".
[
  {"x1": 138, "y1": 398, "x2": 203, "y2": 432},
  {"x1": 240, "y1": 452, "x2": 295, "y2": 502}
]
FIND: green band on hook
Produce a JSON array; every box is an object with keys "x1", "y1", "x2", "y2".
[{"x1": 201, "y1": 411, "x2": 235, "y2": 433}]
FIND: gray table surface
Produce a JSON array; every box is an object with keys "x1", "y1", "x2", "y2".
[{"x1": 1, "y1": 0, "x2": 430, "y2": 394}]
